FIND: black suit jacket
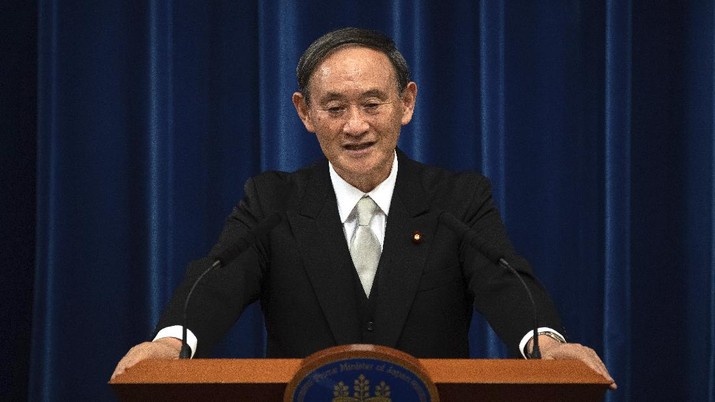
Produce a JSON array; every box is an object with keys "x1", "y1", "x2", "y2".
[{"x1": 156, "y1": 150, "x2": 563, "y2": 358}]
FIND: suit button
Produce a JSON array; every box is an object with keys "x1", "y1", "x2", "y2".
[{"x1": 366, "y1": 321, "x2": 374, "y2": 331}]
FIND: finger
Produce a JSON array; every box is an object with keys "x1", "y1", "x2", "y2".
[
  {"x1": 111, "y1": 353, "x2": 137, "y2": 380},
  {"x1": 586, "y1": 349, "x2": 613, "y2": 384},
  {"x1": 111, "y1": 357, "x2": 129, "y2": 380},
  {"x1": 580, "y1": 348, "x2": 617, "y2": 390},
  {"x1": 110, "y1": 343, "x2": 149, "y2": 380},
  {"x1": 543, "y1": 344, "x2": 616, "y2": 389},
  {"x1": 576, "y1": 347, "x2": 609, "y2": 378}
]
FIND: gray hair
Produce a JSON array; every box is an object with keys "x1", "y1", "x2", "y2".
[{"x1": 296, "y1": 27, "x2": 411, "y2": 102}]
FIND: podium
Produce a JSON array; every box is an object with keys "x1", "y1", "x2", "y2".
[{"x1": 111, "y1": 347, "x2": 609, "y2": 401}]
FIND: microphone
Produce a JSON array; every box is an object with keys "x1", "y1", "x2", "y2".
[
  {"x1": 209, "y1": 213, "x2": 283, "y2": 267},
  {"x1": 439, "y1": 212, "x2": 542, "y2": 359},
  {"x1": 178, "y1": 212, "x2": 283, "y2": 358}
]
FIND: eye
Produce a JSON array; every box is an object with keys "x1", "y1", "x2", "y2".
[
  {"x1": 362, "y1": 102, "x2": 383, "y2": 114},
  {"x1": 321, "y1": 103, "x2": 346, "y2": 116}
]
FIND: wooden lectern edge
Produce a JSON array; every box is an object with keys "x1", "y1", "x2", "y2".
[
  {"x1": 421, "y1": 359, "x2": 611, "y2": 385},
  {"x1": 110, "y1": 357, "x2": 611, "y2": 387},
  {"x1": 110, "y1": 359, "x2": 302, "y2": 384}
]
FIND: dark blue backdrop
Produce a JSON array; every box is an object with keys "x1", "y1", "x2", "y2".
[{"x1": 2, "y1": 1, "x2": 712, "y2": 401}]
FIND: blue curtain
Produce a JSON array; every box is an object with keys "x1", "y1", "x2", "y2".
[
  {"x1": 25, "y1": 0, "x2": 715, "y2": 400},
  {"x1": 1, "y1": 2, "x2": 37, "y2": 401}
]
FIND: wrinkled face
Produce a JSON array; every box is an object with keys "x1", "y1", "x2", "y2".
[{"x1": 293, "y1": 46, "x2": 417, "y2": 192}]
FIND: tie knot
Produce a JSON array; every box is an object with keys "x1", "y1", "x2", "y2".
[{"x1": 355, "y1": 196, "x2": 378, "y2": 226}]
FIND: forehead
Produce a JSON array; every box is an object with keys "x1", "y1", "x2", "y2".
[{"x1": 308, "y1": 46, "x2": 397, "y2": 97}]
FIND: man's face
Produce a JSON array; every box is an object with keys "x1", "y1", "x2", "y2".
[{"x1": 293, "y1": 46, "x2": 417, "y2": 192}]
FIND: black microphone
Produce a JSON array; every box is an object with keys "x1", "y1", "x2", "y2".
[
  {"x1": 178, "y1": 212, "x2": 283, "y2": 358},
  {"x1": 439, "y1": 212, "x2": 542, "y2": 359}
]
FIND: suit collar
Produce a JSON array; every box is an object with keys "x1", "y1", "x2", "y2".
[
  {"x1": 296, "y1": 159, "x2": 331, "y2": 219},
  {"x1": 296, "y1": 149, "x2": 428, "y2": 217},
  {"x1": 330, "y1": 152, "x2": 398, "y2": 223},
  {"x1": 392, "y1": 149, "x2": 431, "y2": 217}
]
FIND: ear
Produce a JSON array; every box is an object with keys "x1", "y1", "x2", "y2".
[
  {"x1": 399, "y1": 82, "x2": 418, "y2": 126},
  {"x1": 292, "y1": 92, "x2": 316, "y2": 133}
]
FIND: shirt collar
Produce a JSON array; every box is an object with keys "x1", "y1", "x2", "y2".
[{"x1": 329, "y1": 152, "x2": 398, "y2": 223}]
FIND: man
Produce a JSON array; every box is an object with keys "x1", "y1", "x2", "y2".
[{"x1": 112, "y1": 27, "x2": 615, "y2": 389}]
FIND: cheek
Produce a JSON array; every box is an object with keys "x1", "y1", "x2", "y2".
[
  {"x1": 377, "y1": 118, "x2": 402, "y2": 143},
  {"x1": 313, "y1": 126, "x2": 342, "y2": 151}
]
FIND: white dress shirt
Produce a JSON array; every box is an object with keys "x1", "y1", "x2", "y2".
[{"x1": 330, "y1": 152, "x2": 398, "y2": 248}]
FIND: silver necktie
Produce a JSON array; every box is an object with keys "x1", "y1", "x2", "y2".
[{"x1": 349, "y1": 196, "x2": 381, "y2": 297}]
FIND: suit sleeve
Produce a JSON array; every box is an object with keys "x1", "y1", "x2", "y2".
[
  {"x1": 153, "y1": 176, "x2": 271, "y2": 357},
  {"x1": 455, "y1": 174, "x2": 564, "y2": 356}
]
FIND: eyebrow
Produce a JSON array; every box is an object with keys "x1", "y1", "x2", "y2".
[
  {"x1": 317, "y1": 92, "x2": 345, "y2": 104},
  {"x1": 361, "y1": 89, "x2": 389, "y2": 99},
  {"x1": 317, "y1": 89, "x2": 390, "y2": 105}
]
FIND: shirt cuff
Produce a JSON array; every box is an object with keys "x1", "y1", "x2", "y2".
[
  {"x1": 518, "y1": 327, "x2": 566, "y2": 359},
  {"x1": 153, "y1": 325, "x2": 198, "y2": 358}
]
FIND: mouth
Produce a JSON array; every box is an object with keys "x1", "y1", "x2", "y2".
[{"x1": 343, "y1": 142, "x2": 375, "y2": 152}]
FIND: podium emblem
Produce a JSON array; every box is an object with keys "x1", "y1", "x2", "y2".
[
  {"x1": 332, "y1": 374, "x2": 391, "y2": 402},
  {"x1": 284, "y1": 345, "x2": 439, "y2": 402}
]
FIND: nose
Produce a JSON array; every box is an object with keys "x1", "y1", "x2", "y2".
[{"x1": 342, "y1": 105, "x2": 370, "y2": 136}]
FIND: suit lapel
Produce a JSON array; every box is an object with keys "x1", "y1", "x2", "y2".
[
  {"x1": 288, "y1": 161, "x2": 362, "y2": 345},
  {"x1": 373, "y1": 152, "x2": 437, "y2": 347},
  {"x1": 288, "y1": 152, "x2": 438, "y2": 348}
]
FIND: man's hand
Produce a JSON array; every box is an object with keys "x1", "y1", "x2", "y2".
[
  {"x1": 531, "y1": 336, "x2": 617, "y2": 390},
  {"x1": 110, "y1": 337, "x2": 183, "y2": 380}
]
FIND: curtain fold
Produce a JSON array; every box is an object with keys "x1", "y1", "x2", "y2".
[
  {"x1": 145, "y1": 0, "x2": 174, "y2": 323},
  {"x1": 28, "y1": 1, "x2": 715, "y2": 400},
  {"x1": 603, "y1": 0, "x2": 632, "y2": 399},
  {"x1": 682, "y1": 1, "x2": 715, "y2": 399},
  {"x1": 474, "y1": 0, "x2": 507, "y2": 358}
]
